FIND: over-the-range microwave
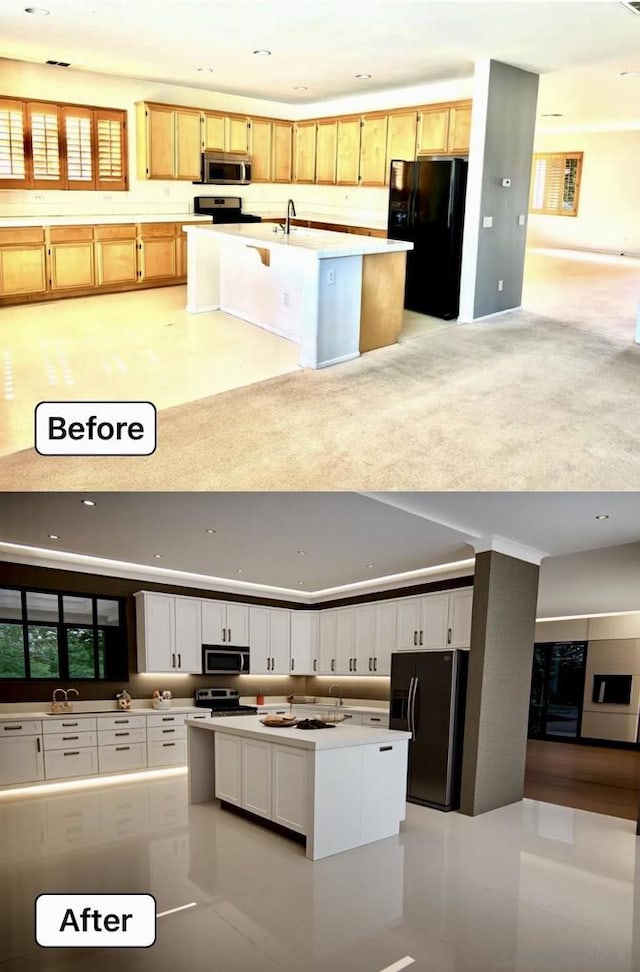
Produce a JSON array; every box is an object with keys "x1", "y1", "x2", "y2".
[
  {"x1": 202, "y1": 644, "x2": 250, "y2": 675},
  {"x1": 201, "y1": 152, "x2": 251, "y2": 185}
]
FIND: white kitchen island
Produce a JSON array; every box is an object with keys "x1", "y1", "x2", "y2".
[
  {"x1": 184, "y1": 223, "x2": 412, "y2": 369},
  {"x1": 187, "y1": 716, "x2": 410, "y2": 860}
]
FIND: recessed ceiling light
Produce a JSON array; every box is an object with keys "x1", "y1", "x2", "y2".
[
  {"x1": 620, "y1": 70, "x2": 640, "y2": 76},
  {"x1": 253, "y1": 49, "x2": 271, "y2": 56},
  {"x1": 366, "y1": 563, "x2": 374, "y2": 569},
  {"x1": 541, "y1": 113, "x2": 563, "y2": 118},
  {"x1": 355, "y1": 73, "x2": 372, "y2": 79},
  {"x1": 236, "y1": 568, "x2": 243, "y2": 573},
  {"x1": 25, "y1": 6, "x2": 50, "y2": 14},
  {"x1": 153, "y1": 553, "x2": 163, "y2": 559},
  {"x1": 298, "y1": 581, "x2": 305, "y2": 586},
  {"x1": 595, "y1": 513, "x2": 610, "y2": 520},
  {"x1": 205, "y1": 528, "x2": 216, "y2": 534},
  {"x1": 293, "y1": 86, "x2": 308, "y2": 91},
  {"x1": 81, "y1": 499, "x2": 96, "y2": 506},
  {"x1": 197, "y1": 67, "x2": 214, "y2": 73},
  {"x1": 48, "y1": 534, "x2": 60, "y2": 540},
  {"x1": 297, "y1": 550, "x2": 307, "y2": 555}
]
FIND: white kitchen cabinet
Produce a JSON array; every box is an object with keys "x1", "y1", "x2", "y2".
[
  {"x1": 448, "y1": 589, "x2": 473, "y2": 648},
  {"x1": 242, "y1": 738, "x2": 272, "y2": 819},
  {"x1": 44, "y1": 731, "x2": 98, "y2": 751},
  {"x1": 249, "y1": 606, "x2": 291, "y2": 674},
  {"x1": 201, "y1": 600, "x2": 249, "y2": 647},
  {"x1": 336, "y1": 609, "x2": 357, "y2": 674},
  {"x1": 360, "y1": 741, "x2": 407, "y2": 843},
  {"x1": 98, "y1": 742, "x2": 147, "y2": 774},
  {"x1": 0, "y1": 734, "x2": 44, "y2": 786},
  {"x1": 290, "y1": 611, "x2": 319, "y2": 675},
  {"x1": 271, "y1": 744, "x2": 308, "y2": 833},
  {"x1": 148, "y1": 738, "x2": 187, "y2": 767},
  {"x1": 395, "y1": 591, "x2": 470, "y2": 651},
  {"x1": 135, "y1": 591, "x2": 202, "y2": 672},
  {"x1": 361, "y1": 712, "x2": 388, "y2": 728},
  {"x1": 214, "y1": 732, "x2": 243, "y2": 806},
  {"x1": 355, "y1": 604, "x2": 376, "y2": 675},
  {"x1": 373, "y1": 601, "x2": 397, "y2": 675},
  {"x1": 45, "y1": 747, "x2": 98, "y2": 781},
  {"x1": 319, "y1": 610, "x2": 338, "y2": 674}
]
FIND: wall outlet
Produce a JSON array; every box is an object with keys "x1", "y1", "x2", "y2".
[
  {"x1": 283, "y1": 293, "x2": 290, "y2": 307},
  {"x1": 102, "y1": 192, "x2": 112, "y2": 201},
  {"x1": 497, "y1": 279, "x2": 504, "y2": 292},
  {"x1": 34, "y1": 193, "x2": 43, "y2": 201},
  {"x1": 482, "y1": 216, "x2": 493, "y2": 228},
  {"x1": 163, "y1": 187, "x2": 171, "y2": 197},
  {"x1": 327, "y1": 269, "x2": 336, "y2": 285},
  {"x1": 518, "y1": 214, "x2": 526, "y2": 226}
]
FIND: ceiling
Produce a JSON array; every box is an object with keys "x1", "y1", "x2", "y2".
[
  {"x1": 0, "y1": 492, "x2": 637, "y2": 599},
  {"x1": 0, "y1": 0, "x2": 639, "y2": 124}
]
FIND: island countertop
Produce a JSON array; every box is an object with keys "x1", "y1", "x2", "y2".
[
  {"x1": 186, "y1": 714, "x2": 409, "y2": 750},
  {"x1": 183, "y1": 222, "x2": 413, "y2": 259}
]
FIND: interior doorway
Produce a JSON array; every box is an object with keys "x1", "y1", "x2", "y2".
[{"x1": 528, "y1": 641, "x2": 587, "y2": 741}]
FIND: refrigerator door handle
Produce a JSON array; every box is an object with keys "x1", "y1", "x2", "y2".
[
  {"x1": 446, "y1": 163, "x2": 456, "y2": 229},
  {"x1": 408, "y1": 676, "x2": 417, "y2": 739}
]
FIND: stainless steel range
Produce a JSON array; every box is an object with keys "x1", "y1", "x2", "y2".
[{"x1": 194, "y1": 688, "x2": 257, "y2": 717}]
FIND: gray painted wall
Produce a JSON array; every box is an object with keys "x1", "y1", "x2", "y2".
[
  {"x1": 538, "y1": 541, "x2": 640, "y2": 618},
  {"x1": 460, "y1": 550, "x2": 539, "y2": 816},
  {"x1": 473, "y1": 61, "x2": 539, "y2": 318}
]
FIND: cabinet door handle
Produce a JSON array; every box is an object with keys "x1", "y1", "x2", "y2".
[
  {"x1": 353, "y1": 657, "x2": 357, "y2": 672},
  {"x1": 419, "y1": 630, "x2": 423, "y2": 646},
  {"x1": 62, "y1": 735, "x2": 79, "y2": 741},
  {"x1": 172, "y1": 652, "x2": 176, "y2": 668},
  {"x1": 373, "y1": 657, "x2": 377, "y2": 672},
  {"x1": 413, "y1": 630, "x2": 417, "y2": 646},
  {"x1": 115, "y1": 732, "x2": 129, "y2": 737},
  {"x1": 313, "y1": 659, "x2": 317, "y2": 672},
  {"x1": 4, "y1": 725, "x2": 22, "y2": 731},
  {"x1": 162, "y1": 742, "x2": 176, "y2": 748},
  {"x1": 116, "y1": 746, "x2": 130, "y2": 752},
  {"x1": 63, "y1": 751, "x2": 80, "y2": 757},
  {"x1": 379, "y1": 745, "x2": 393, "y2": 752},
  {"x1": 370, "y1": 717, "x2": 381, "y2": 722},
  {"x1": 161, "y1": 717, "x2": 175, "y2": 722},
  {"x1": 291, "y1": 658, "x2": 295, "y2": 671},
  {"x1": 369, "y1": 657, "x2": 372, "y2": 671},
  {"x1": 178, "y1": 653, "x2": 181, "y2": 668},
  {"x1": 331, "y1": 658, "x2": 335, "y2": 672},
  {"x1": 162, "y1": 729, "x2": 176, "y2": 734},
  {"x1": 447, "y1": 627, "x2": 452, "y2": 644},
  {"x1": 222, "y1": 628, "x2": 226, "y2": 642},
  {"x1": 349, "y1": 658, "x2": 352, "y2": 672},
  {"x1": 228, "y1": 628, "x2": 231, "y2": 642},
  {"x1": 36, "y1": 737, "x2": 41, "y2": 752},
  {"x1": 114, "y1": 719, "x2": 129, "y2": 724},
  {"x1": 62, "y1": 722, "x2": 79, "y2": 727}
]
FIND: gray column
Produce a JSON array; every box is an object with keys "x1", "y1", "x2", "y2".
[
  {"x1": 460, "y1": 549, "x2": 539, "y2": 816},
  {"x1": 459, "y1": 59, "x2": 539, "y2": 321}
]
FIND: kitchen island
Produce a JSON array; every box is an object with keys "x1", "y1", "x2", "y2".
[
  {"x1": 184, "y1": 223, "x2": 413, "y2": 369},
  {"x1": 187, "y1": 716, "x2": 410, "y2": 860}
]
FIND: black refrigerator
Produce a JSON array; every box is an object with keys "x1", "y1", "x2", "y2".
[
  {"x1": 387, "y1": 158, "x2": 468, "y2": 319},
  {"x1": 389, "y1": 650, "x2": 468, "y2": 811}
]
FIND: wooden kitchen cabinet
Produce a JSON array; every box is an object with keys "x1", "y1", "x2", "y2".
[
  {"x1": 386, "y1": 110, "x2": 418, "y2": 169},
  {"x1": 417, "y1": 106, "x2": 450, "y2": 155},
  {"x1": 175, "y1": 108, "x2": 202, "y2": 180},
  {"x1": 227, "y1": 116, "x2": 250, "y2": 154},
  {"x1": 95, "y1": 224, "x2": 138, "y2": 286},
  {"x1": 203, "y1": 112, "x2": 249, "y2": 154},
  {"x1": 0, "y1": 227, "x2": 47, "y2": 297},
  {"x1": 203, "y1": 112, "x2": 226, "y2": 151},
  {"x1": 138, "y1": 223, "x2": 177, "y2": 282},
  {"x1": 359, "y1": 113, "x2": 388, "y2": 186},
  {"x1": 49, "y1": 227, "x2": 95, "y2": 291},
  {"x1": 336, "y1": 116, "x2": 361, "y2": 185},
  {"x1": 272, "y1": 121, "x2": 293, "y2": 182},
  {"x1": 250, "y1": 117, "x2": 273, "y2": 182},
  {"x1": 448, "y1": 104, "x2": 472, "y2": 154},
  {"x1": 293, "y1": 121, "x2": 317, "y2": 183},
  {"x1": 315, "y1": 119, "x2": 338, "y2": 184},
  {"x1": 137, "y1": 103, "x2": 201, "y2": 180}
]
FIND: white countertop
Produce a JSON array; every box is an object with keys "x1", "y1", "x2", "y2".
[
  {"x1": 184, "y1": 222, "x2": 412, "y2": 259},
  {"x1": 257, "y1": 211, "x2": 387, "y2": 232},
  {"x1": 0, "y1": 706, "x2": 204, "y2": 721},
  {"x1": 0, "y1": 214, "x2": 212, "y2": 228},
  {"x1": 187, "y1": 714, "x2": 408, "y2": 750}
]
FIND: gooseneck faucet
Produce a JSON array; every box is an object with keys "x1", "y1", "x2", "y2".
[
  {"x1": 328, "y1": 684, "x2": 343, "y2": 707},
  {"x1": 285, "y1": 198, "x2": 296, "y2": 235}
]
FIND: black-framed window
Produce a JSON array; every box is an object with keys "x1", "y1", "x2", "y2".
[{"x1": 0, "y1": 586, "x2": 128, "y2": 681}]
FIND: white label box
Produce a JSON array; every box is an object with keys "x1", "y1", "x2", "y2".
[
  {"x1": 36, "y1": 893, "x2": 156, "y2": 947},
  {"x1": 35, "y1": 402, "x2": 156, "y2": 456}
]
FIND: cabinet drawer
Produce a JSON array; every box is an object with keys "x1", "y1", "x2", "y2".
[
  {"x1": 1, "y1": 720, "x2": 42, "y2": 736},
  {"x1": 98, "y1": 742, "x2": 147, "y2": 774},
  {"x1": 148, "y1": 739, "x2": 187, "y2": 767},
  {"x1": 139, "y1": 222, "x2": 178, "y2": 239},
  {"x1": 361, "y1": 713, "x2": 389, "y2": 727},
  {"x1": 147, "y1": 724, "x2": 186, "y2": 742},
  {"x1": 0, "y1": 227, "x2": 44, "y2": 244},
  {"x1": 98, "y1": 727, "x2": 147, "y2": 746},
  {"x1": 146, "y1": 712, "x2": 188, "y2": 728},
  {"x1": 94, "y1": 224, "x2": 136, "y2": 241},
  {"x1": 43, "y1": 717, "x2": 97, "y2": 734},
  {"x1": 44, "y1": 731, "x2": 98, "y2": 751},
  {"x1": 45, "y1": 748, "x2": 98, "y2": 780},
  {"x1": 48, "y1": 226, "x2": 94, "y2": 243},
  {"x1": 97, "y1": 715, "x2": 146, "y2": 731}
]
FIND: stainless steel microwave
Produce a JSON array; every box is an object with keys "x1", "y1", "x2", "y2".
[
  {"x1": 202, "y1": 152, "x2": 251, "y2": 185},
  {"x1": 202, "y1": 644, "x2": 250, "y2": 675}
]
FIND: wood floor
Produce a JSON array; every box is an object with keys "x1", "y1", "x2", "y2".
[{"x1": 525, "y1": 739, "x2": 640, "y2": 820}]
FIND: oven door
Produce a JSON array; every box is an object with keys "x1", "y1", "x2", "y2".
[{"x1": 202, "y1": 646, "x2": 249, "y2": 675}]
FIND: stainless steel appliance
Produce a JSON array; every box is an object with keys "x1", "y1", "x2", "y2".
[
  {"x1": 201, "y1": 152, "x2": 251, "y2": 185},
  {"x1": 194, "y1": 688, "x2": 257, "y2": 717},
  {"x1": 193, "y1": 195, "x2": 261, "y2": 223},
  {"x1": 202, "y1": 644, "x2": 250, "y2": 675},
  {"x1": 389, "y1": 649, "x2": 468, "y2": 811},
  {"x1": 387, "y1": 158, "x2": 468, "y2": 319}
]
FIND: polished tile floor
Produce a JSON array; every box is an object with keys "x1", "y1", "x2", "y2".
[
  {"x1": 0, "y1": 286, "x2": 300, "y2": 456},
  {"x1": 1, "y1": 771, "x2": 639, "y2": 971}
]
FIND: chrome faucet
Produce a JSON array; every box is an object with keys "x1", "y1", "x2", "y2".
[
  {"x1": 284, "y1": 198, "x2": 296, "y2": 235},
  {"x1": 328, "y1": 684, "x2": 343, "y2": 707}
]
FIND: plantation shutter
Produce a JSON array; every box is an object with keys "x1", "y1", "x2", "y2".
[
  {"x1": 0, "y1": 99, "x2": 27, "y2": 188},
  {"x1": 95, "y1": 109, "x2": 127, "y2": 190},
  {"x1": 27, "y1": 102, "x2": 63, "y2": 188},
  {"x1": 530, "y1": 152, "x2": 582, "y2": 216},
  {"x1": 62, "y1": 106, "x2": 95, "y2": 188},
  {"x1": 543, "y1": 156, "x2": 565, "y2": 213}
]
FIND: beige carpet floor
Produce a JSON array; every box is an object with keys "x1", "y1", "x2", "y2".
[{"x1": 1, "y1": 248, "x2": 639, "y2": 490}]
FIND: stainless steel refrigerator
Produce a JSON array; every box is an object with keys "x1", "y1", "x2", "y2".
[
  {"x1": 389, "y1": 650, "x2": 468, "y2": 811},
  {"x1": 387, "y1": 158, "x2": 468, "y2": 319}
]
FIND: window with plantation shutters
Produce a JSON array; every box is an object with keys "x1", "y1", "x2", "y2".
[
  {"x1": 529, "y1": 152, "x2": 583, "y2": 217},
  {"x1": 0, "y1": 100, "x2": 26, "y2": 187},
  {"x1": 0, "y1": 96, "x2": 127, "y2": 191}
]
